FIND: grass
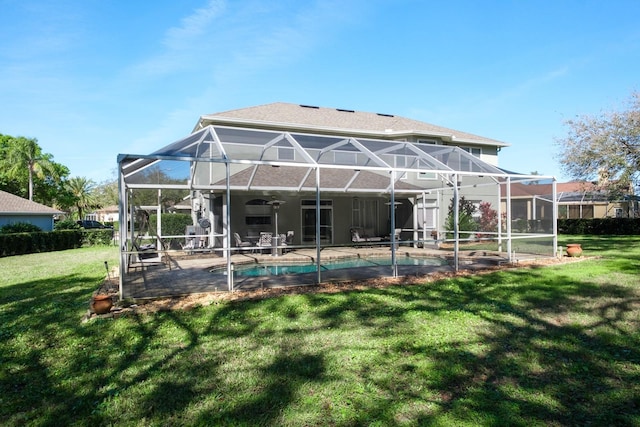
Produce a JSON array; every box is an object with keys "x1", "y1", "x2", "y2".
[{"x1": 1, "y1": 237, "x2": 639, "y2": 426}]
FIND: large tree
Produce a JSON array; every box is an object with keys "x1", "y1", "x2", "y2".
[
  {"x1": 95, "y1": 177, "x2": 119, "y2": 207},
  {"x1": 0, "y1": 135, "x2": 68, "y2": 202},
  {"x1": 556, "y1": 92, "x2": 640, "y2": 196}
]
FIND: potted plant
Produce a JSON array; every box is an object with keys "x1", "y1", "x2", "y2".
[
  {"x1": 91, "y1": 294, "x2": 113, "y2": 314},
  {"x1": 566, "y1": 243, "x2": 583, "y2": 257}
]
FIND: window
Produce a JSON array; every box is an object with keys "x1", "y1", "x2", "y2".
[
  {"x1": 457, "y1": 147, "x2": 482, "y2": 172},
  {"x1": 334, "y1": 151, "x2": 357, "y2": 165},
  {"x1": 418, "y1": 159, "x2": 436, "y2": 180},
  {"x1": 245, "y1": 199, "x2": 271, "y2": 228},
  {"x1": 395, "y1": 155, "x2": 408, "y2": 180},
  {"x1": 418, "y1": 139, "x2": 440, "y2": 145},
  {"x1": 568, "y1": 204, "x2": 594, "y2": 219},
  {"x1": 278, "y1": 147, "x2": 294, "y2": 161},
  {"x1": 245, "y1": 216, "x2": 271, "y2": 226},
  {"x1": 352, "y1": 198, "x2": 379, "y2": 231},
  {"x1": 615, "y1": 208, "x2": 624, "y2": 218},
  {"x1": 461, "y1": 147, "x2": 482, "y2": 158},
  {"x1": 301, "y1": 200, "x2": 333, "y2": 243}
]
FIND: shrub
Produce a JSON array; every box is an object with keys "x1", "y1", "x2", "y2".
[
  {"x1": 0, "y1": 230, "x2": 83, "y2": 257},
  {"x1": 445, "y1": 196, "x2": 478, "y2": 239},
  {"x1": 149, "y1": 213, "x2": 194, "y2": 249},
  {"x1": 54, "y1": 219, "x2": 80, "y2": 230},
  {"x1": 0, "y1": 222, "x2": 42, "y2": 234},
  {"x1": 477, "y1": 202, "x2": 498, "y2": 238},
  {"x1": 559, "y1": 218, "x2": 640, "y2": 235},
  {"x1": 81, "y1": 229, "x2": 115, "y2": 246}
]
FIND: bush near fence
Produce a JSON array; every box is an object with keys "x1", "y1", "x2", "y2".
[{"x1": 558, "y1": 218, "x2": 640, "y2": 235}]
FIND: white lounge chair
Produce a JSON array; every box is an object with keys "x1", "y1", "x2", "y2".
[
  {"x1": 350, "y1": 227, "x2": 383, "y2": 244},
  {"x1": 234, "y1": 232, "x2": 252, "y2": 252}
]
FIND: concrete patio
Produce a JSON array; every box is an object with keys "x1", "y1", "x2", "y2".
[{"x1": 120, "y1": 246, "x2": 510, "y2": 300}]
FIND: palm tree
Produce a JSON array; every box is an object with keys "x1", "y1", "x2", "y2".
[
  {"x1": 65, "y1": 176, "x2": 100, "y2": 220},
  {"x1": 3, "y1": 136, "x2": 58, "y2": 200}
]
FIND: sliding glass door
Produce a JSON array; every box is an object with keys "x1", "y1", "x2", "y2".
[{"x1": 301, "y1": 200, "x2": 333, "y2": 244}]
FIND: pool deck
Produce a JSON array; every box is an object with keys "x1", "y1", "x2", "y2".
[{"x1": 120, "y1": 246, "x2": 511, "y2": 300}]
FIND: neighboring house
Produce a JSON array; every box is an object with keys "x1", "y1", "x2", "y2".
[
  {"x1": 93, "y1": 205, "x2": 119, "y2": 223},
  {"x1": 555, "y1": 181, "x2": 637, "y2": 219},
  {"x1": 167, "y1": 202, "x2": 192, "y2": 215},
  {"x1": 503, "y1": 181, "x2": 638, "y2": 221},
  {"x1": 0, "y1": 190, "x2": 62, "y2": 231}
]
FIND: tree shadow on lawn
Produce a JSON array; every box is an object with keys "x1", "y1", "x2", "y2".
[
  {"x1": 1, "y1": 286, "x2": 330, "y2": 426},
  {"x1": 0, "y1": 274, "x2": 116, "y2": 425},
  {"x1": 91, "y1": 305, "x2": 328, "y2": 426},
  {"x1": 3, "y1": 261, "x2": 640, "y2": 426},
  {"x1": 301, "y1": 267, "x2": 640, "y2": 425},
  {"x1": 424, "y1": 271, "x2": 640, "y2": 425}
]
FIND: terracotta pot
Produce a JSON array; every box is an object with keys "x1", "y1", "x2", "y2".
[
  {"x1": 91, "y1": 294, "x2": 113, "y2": 314},
  {"x1": 566, "y1": 243, "x2": 583, "y2": 257}
]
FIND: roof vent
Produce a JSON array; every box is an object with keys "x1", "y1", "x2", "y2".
[
  {"x1": 336, "y1": 108, "x2": 355, "y2": 113},
  {"x1": 377, "y1": 113, "x2": 394, "y2": 117},
  {"x1": 300, "y1": 104, "x2": 319, "y2": 109}
]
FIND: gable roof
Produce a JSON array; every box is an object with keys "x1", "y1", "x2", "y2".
[
  {"x1": 197, "y1": 102, "x2": 508, "y2": 148},
  {"x1": 0, "y1": 190, "x2": 62, "y2": 215}
]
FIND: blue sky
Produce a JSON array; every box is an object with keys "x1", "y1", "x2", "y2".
[{"x1": 1, "y1": 0, "x2": 638, "y2": 183}]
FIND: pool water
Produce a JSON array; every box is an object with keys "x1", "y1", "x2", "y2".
[{"x1": 227, "y1": 256, "x2": 446, "y2": 277}]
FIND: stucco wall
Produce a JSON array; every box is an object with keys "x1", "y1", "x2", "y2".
[{"x1": 0, "y1": 214, "x2": 55, "y2": 231}]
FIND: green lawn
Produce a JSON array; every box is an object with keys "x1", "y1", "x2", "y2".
[{"x1": 1, "y1": 237, "x2": 639, "y2": 426}]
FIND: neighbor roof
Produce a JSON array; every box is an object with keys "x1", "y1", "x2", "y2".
[
  {"x1": 0, "y1": 190, "x2": 62, "y2": 215},
  {"x1": 506, "y1": 181, "x2": 617, "y2": 202},
  {"x1": 196, "y1": 102, "x2": 509, "y2": 148}
]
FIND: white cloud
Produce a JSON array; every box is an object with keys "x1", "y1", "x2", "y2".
[
  {"x1": 495, "y1": 66, "x2": 570, "y2": 103},
  {"x1": 164, "y1": 0, "x2": 226, "y2": 49},
  {"x1": 126, "y1": 0, "x2": 226, "y2": 77},
  {"x1": 124, "y1": 0, "x2": 366, "y2": 154}
]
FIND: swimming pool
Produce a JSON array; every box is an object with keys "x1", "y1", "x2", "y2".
[{"x1": 222, "y1": 256, "x2": 447, "y2": 277}]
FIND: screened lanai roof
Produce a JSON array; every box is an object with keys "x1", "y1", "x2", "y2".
[{"x1": 120, "y1": 125, "x2": 526, "y2": 191}]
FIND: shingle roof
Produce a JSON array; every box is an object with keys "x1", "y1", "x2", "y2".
[
  {"x1": 215, "y1": 166, "x2": 424, "y2": 191},
  {"x1": 506, "y1": 181, "x2": 613, "y2": 202},
  {"x1": 0, "y1": 190, "x2": 62, "y2": 215},
  {"x1": 198, "y1": 102, "x2": 508, "y2": 147}
]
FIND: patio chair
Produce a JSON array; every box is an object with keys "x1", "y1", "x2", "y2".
[
  {"x1": 234, "y1": 232, "x2": 252, "y2": 252},
  {"x1": 278, "y1": 230, "x2": 295, "y2": 254},
  {"x1": 257, "y1": 232, "x2": 273, "y2": 253},
  {"x1": 350, "y1": 227, "x2": 382, "y2": 245},
  {"x1": 129, "y1": 241, "x2": 171, "y2": 272}
]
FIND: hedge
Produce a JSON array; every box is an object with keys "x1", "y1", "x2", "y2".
[
  {"x1": 558, "y1": 218, "x2": 640, "y2": 235},
  {"x1": 148, "y1": 213, "x2": 194, "y2": 249},
  {"x1": 0, "y1": 229, "x2": 115, "y2": 257}
]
